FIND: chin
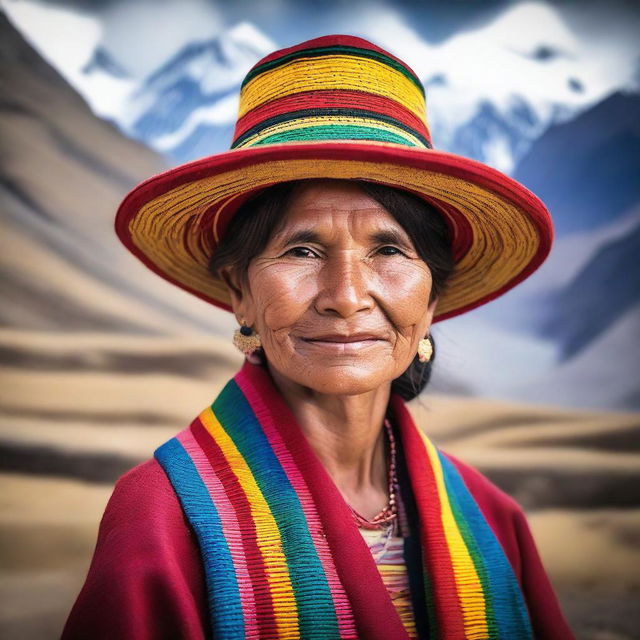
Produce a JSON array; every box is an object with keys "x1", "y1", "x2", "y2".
[{"x1": 295, "y1": 364, "x2": 393, "y2": 396}]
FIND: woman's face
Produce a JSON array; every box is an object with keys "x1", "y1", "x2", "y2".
[{"x1": 225, "y1": 180, "x2": 438, "y2": 396}]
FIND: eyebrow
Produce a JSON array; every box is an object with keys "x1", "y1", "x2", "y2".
[
  {"x1": 370, "y1": 229, "x2": 414, "y2": 249},
  {"x1": 277, "y1": 229, "x2": 321, "y2": 246},
  {"x1": 276, "y1": 228, "x2": 414, "y2": 248}
]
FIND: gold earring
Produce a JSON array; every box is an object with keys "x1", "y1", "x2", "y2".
[
  {"x1": 233, "y1": 323, "x2": 262, "y2": 356},
  {"x1": 417, "y1": 335, "x2": 433, "y2": 363}
]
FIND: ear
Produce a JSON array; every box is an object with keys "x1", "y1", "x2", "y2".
[
  {"x1": 220, "y1": 267, "x2": 255, "y2": 326},
  {"x1": 425, "y1": 296, "x2": 439, "y2": 329}
]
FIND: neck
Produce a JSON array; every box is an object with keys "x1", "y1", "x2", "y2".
[{"x1": 267, "y1": 364, "x2": 391, "y2": 517}]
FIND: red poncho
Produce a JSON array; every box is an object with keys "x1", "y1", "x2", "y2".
[{"x1": 63, "y1": 362, "x2": 574, "y2": 639}]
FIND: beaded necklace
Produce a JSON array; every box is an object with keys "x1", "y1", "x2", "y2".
[{"x1": 348, "y1": 418, "x2": 399, "y2": 531}]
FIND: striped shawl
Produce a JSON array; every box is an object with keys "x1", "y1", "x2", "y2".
[{"x1": 155, "y1": 361, "x2": 532, "y2": 639}]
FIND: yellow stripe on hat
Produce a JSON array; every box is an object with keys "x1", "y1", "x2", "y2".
[
  {"x1": 128, "y1": 153, "x2": 540, "y2": 319},
  {"x1": 239, "y1": 55, "x2": 427, "y2": 123},
  {"x1": 199, "y1": 406, "x2": 301, "y2": 638}
]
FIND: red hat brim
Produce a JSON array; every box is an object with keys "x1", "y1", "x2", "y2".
[{"x1": 115, "y1": 140, "x2": 553, "y2": 322}]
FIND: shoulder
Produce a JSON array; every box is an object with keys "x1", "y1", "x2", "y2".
[
  {"x1": 110, "y1": 457, "x2": 179, "y2": 507},
  {"x1": 441, "y1": 450, "x2": 524, "y2": 519},
  {"x1": 62, "y1": 457, "x2": 210, "y2": 639},
  {"x1": 71, "y1": 457, "x2": 206, "y2": 607},
  {"x1": 96, "y1": 457, "x2": 198, "y2": 557}
]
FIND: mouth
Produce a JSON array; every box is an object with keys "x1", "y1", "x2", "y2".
[{"x1": 297, "y1": 334, "x2": 386, "y2": 353}]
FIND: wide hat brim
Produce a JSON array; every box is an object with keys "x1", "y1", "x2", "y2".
[{"x1": 115, "y1": 139, "x2": 553, "y2": 322}]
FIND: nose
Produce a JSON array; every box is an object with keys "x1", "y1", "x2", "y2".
[{"x1": 315, "y1": 251, "x2": 374, "y2": 317}]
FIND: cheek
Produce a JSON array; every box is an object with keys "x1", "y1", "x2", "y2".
[
  {"x1": 249, "y1": 265, "x2": 317, "y2": 331},
  {"x1": 375, "y1": 262, "x2": 433, "y2": 327}
]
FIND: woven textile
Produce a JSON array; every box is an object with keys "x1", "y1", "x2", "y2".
[
  {"x1": 154, "y1": 361, "x2": 533, "y2": 640},
  {"x1": 231, "y1": 42, "x2": 431, "y2": 150}
]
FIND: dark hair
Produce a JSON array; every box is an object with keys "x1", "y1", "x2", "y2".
[{"x1": 209, "y1": 179, "x2": 455, "y2": 400}]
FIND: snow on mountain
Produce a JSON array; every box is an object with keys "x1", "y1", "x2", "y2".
[
  {"x1": 3, "y1": 1, "x2": 638, "y2": 409},
  {"x1": 121, "y1": 3, "x2": 590, "y2": 167},
  {"x1": 425, "y1": 89, "x2": 640, "y2": 409},
  {"x1": 123, "y1": 22, "x2": 276, "y2": 161},
  {"x1": 0, "y1": 13, "x2": 223, "y2": 335},
  {"x1": 83, "y1": 46, "x2": 130, "y2": 79},
  {"x1": 15, "y1": 1, "x2": 635, "y2": 171},
  {"x1": 77, "y1": 49, "x2": 137, "y2": 123},
  {"x1": 358, "y1": 1, "x2": 639, "y2": 172},
  {"x1": 122, "y1": 2, "x2": 606, "y2": 168},
  {"x1": 0, "y1": 0, "x2": 138, "y2": 122},
  {"x1": 458, "y1": 88, "x2": 640, "y2": 339},
  {"x1": 119, "y1": 2, "x2": 637, "y2": 169}
]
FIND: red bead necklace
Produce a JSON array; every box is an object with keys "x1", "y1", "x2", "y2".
[{"x1": 349, "y1": 418, "x2": 399, "y2": 530}]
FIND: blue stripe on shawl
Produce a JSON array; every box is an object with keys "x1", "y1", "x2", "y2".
[
  {"x1": 155, "y1": 437, "x2": 246, "y2": 640},
  {"x1": 438, "y1": 451, "x2": 533, "y2": 639}
]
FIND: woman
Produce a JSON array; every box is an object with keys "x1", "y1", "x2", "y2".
[{"x1": 63, "y1": 35, "x2": 574, "y2": 639}]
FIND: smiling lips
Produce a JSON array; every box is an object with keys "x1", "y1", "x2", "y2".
[{"x1": 298, "y1": 333, "x2": 386, "y2": 352}]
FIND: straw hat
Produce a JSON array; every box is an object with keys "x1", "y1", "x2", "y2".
[{"x1": 115, "y1": 34, "x2": 553, "y2": 322}]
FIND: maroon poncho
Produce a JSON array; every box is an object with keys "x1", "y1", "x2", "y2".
[{"x1": 63, "y1": 364, "x2": 574, "y2": 639}]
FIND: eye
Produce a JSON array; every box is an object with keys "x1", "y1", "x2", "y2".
[
  {"x1": 283, "y1": 246, "x2": 319, "y2": 258},
  {"x1": 377, "y1": 245, "x2": 406, "y2": 256}
]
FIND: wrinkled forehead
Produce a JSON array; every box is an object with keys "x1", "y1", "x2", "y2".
[{"x1": 270, "y1": 179, "x2": 410, "y2": 242}]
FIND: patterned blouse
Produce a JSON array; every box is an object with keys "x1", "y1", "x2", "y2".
[
  {"x1": 357, "y1": 477, "x2": 418, "y2": 639},
  {"x1": 359, "y1": 525, "x2": 417, "y2": 638}
]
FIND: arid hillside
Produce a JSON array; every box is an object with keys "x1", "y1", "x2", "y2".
[{"x1": 0, "y1": 13, "x2": 230, "y2": 335}]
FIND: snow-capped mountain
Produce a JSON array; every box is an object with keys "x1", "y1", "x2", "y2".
[
  {"x1": 428, "y1": 88, "x2": 640, "y2": 409},
  {"x1": 4, "y1": 1, "x2": 639, "y2": 409},
  {"x1": 462, "y1": 90, "x2": 640, "y2": 320},
  {"x1": 68, "y1": 3, "x2": 638, "y2": 172},
  {"x1": 83, "y1": 46, "x2": 130, "y2": 79},
  {"x1": 122, "y1": 22, "x2": 276, "y2": 162},
  {"x1": 513, "y1": 91, "x2": 640, "y2": 234},
  {"x1": 0, "y1": 13, "x2": 222, "y2": 335},
  {"x1": 353, "y1": 2, "x2": 638, "y2": 172}
]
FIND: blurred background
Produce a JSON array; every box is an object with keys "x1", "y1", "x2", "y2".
[{"x1": 0, "y1": 0, "x2": 639, "y2": 637}]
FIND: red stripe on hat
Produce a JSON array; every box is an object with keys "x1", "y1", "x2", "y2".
[
  {"x1": 115, "y1": 142, "x2": 552, "y2": 321},
  {"x1": 249, "y1": 34, "x2": 422, "y2": 86},
  {"x1": 233, "y1": 89, "x2": 431, "y2": 144}
]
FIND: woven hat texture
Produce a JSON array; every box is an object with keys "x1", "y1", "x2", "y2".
[{"x1": 116, "y1": 34, "x2": 553, "y2": 321}]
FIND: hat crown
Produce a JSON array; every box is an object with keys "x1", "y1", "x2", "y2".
[{"x1": 231, "y1": 34, "x2": 432, "y2": 150}]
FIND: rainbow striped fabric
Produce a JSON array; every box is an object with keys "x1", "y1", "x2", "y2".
[
  {"x1": 358, "y1": 528, "x2": 418, "y2": 637},
  {"x1": 155, "y1": 362, "x2": 533, "y2": 639}
]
